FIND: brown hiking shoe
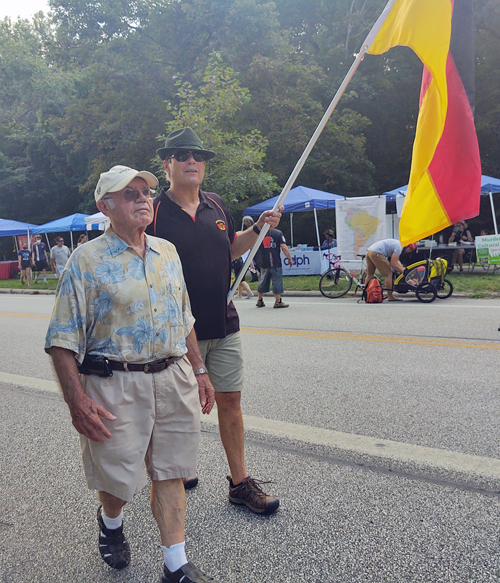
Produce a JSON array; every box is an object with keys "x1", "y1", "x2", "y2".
[
  {"x1": 256, "y1": 299, "x2": 265, "y2": 308},
  {"x1": 273, "y1": 300, "x2": 289, "y2": 308},
  {"x1": 227, "y1": 476, "x2": 279, "y2": 515}
]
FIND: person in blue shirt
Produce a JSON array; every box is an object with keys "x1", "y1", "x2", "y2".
[{"x1": 17, "y1": 243, "x2": 32, "y2": 286}]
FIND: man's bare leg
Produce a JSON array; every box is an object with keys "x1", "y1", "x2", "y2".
[
  {"x1": 151, "y1": 479, "x2": 185, "y2": 546},
  {"x1": 385, "y1": 274, "x2": 398, "y2": 301},
  {"x1": 99, "y1": 491, "x2": 126, "y2": 518},
  {"x1": 215, "y1": 391, "x2": 247, "y2": 485}
]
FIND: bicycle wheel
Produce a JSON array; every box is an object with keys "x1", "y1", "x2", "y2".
[
  {"x1": 319, "y1": 267, "x2": 352, "y2": 298},
  {"x1": 436, "y1": 278, "x2": 453, "y2": 299}
]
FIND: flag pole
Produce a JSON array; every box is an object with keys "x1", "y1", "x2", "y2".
[
  {"x1": 229, "y1": 49, "x2": 368, "y2": 303},
  {"x1": 228, "y1": 0, "x2": 396, "y2": 303}
]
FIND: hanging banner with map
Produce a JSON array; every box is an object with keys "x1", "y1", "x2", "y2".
[{"x1": 336, "y1": 196, "x2": 386, "y2": 260}]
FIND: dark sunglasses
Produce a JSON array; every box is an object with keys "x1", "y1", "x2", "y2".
[
  {"x1": 169, "y1": 150, "x2": 208, "y2": 163},
  {"x1": 103, "y1": 188, "x2": 154, "y2": 203}
]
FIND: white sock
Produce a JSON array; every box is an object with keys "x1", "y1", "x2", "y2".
[
  {"x1": 163, "y1": 542, "x2": 187, "y2": 572},
  {"x1": 101, "y1": 509, "x2": 123, "y2": 530}
]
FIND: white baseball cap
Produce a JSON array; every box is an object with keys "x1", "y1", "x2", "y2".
[{"x1": 94, "y1": 165, "x2": 158, "y2": 202}]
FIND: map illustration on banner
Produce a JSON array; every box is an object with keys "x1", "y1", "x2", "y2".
[{"x1": 336, "y1": 196, "x2": 386, "y2": 260}]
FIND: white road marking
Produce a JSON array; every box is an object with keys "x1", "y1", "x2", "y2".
[
  {"x1": 2, "y1": 371, "x2": 500, "y2": 481},
  {"x1": 0, "y1": 372, "x2": 60, "y2": 393}
]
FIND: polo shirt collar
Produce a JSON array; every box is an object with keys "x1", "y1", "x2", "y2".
[{"x1": 161, "y1": 187, "x2": 213, "y2": 210}]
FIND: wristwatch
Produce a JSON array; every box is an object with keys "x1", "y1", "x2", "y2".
[
  {"x1": 193, "y1": 367, "x2": 208, "y2": 375},
  {"x1": 253, "y1": 224, "x2": 261, "y2": 235}
]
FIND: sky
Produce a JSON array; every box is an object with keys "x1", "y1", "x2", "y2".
[{"x1": 1, "y1": 0, "x2": 50, "y2": 21}]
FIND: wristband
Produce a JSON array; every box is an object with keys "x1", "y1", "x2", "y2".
[{"x1": 253, "y1": 224, "x2": 261, "y2": 235}]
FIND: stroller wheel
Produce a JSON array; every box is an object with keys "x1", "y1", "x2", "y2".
[
  {"x1": 436, "y1": 279, "x2": 453, "y2": 299},
  {"x1": 415, "y1": 282, "x2": 437, "y2": 303}
]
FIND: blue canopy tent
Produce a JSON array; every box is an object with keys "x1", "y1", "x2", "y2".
[
  {"x1": 32, "y1": 213, "x2": 90, "y2": 249},
  {"x1": 0, "y1": 218, "x2": 39, "y2": 237},
  {"x1": 0, "y1": 219, "x2": 39, "y2": 254},
  {"x1": 243, "y1": 186, "x2": 346, "y2": 247},
  {"x1": 383, "y1": 175, "x2": 500, "y2": 234}
]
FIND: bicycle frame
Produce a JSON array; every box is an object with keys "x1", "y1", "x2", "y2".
[{"x1": 324, "y1": 253, "x2": 366, "y2": 291}]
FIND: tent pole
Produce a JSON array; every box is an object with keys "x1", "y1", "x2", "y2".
[
  {"x1": 314, "y1": 208, "x2": 321, "y2": 247},
  {"x1": 489, "y1": 192, "x2": 498, "y2": 234},
  {"x1": 70, "y1": 231, "x2": 74, "y2": 251},
  {"x1": 228, "y1": 48, "x2": 369, "y2": 303},
  {"x1": 290, "y1": 213, "x2": 294, "y2": 247}
]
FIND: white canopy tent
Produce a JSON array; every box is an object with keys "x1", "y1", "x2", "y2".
[{"x1": 85, "y1": 212, "x2": 110, "y2": 231}]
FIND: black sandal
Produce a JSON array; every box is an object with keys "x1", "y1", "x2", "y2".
[
  {"x1": 162, "y1": 561, "x2": 218, "y2": 583},
  {"x1": 97, "y1": 506, "x2": 130, "y2": 570}
]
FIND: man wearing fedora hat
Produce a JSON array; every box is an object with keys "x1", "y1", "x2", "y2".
[
  {"x1": 148, "y1": 127, "x2": 281, "y2": 515},
  {"x1": 46, "y1": 165, "x2": 218, "y2": 583}
]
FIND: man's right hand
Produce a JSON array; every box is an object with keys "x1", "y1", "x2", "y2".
[{"x1": 68, "y1": 394, "x2": 116, "y2": 442}]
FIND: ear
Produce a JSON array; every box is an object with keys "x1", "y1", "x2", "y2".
[
  {"x1": 163, "y1": 158, "x2": 171, "y2": 178},
  {"x1": 97, "y1": 199, "x2": 111, "y2": 216}
]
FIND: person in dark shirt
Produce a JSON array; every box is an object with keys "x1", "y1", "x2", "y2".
[
  {"x1": 255, "y1": 228, "x2": 294, "y2": 308},
  {"x1": 31, "y1": 235, "x2": 49, "y2": 283},
  {"x1": 321, "y1": 228, "x2": 337, "y2": 249},
  {"x1": 17, "y1": 243, "x2": 32, "y2": 286},
  {"x1": 448, "y1": 221, "x2": 473, "y2": 273},
  {"x1": 148, "y1": 127, "x2": 282, "y2": 515}
]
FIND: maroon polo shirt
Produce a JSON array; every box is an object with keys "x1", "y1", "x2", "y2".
[{"x1": 147, "y1": 188, "x2": 239, "y2": 341}]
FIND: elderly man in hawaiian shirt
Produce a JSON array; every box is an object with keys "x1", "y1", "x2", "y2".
[{"x1": 45, "y1": 165, "x2": 219, "y2": 583}]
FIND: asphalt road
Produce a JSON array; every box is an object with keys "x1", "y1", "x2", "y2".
[{"x1": 1, "y1": 293, "x2": 500, "y2": 582}]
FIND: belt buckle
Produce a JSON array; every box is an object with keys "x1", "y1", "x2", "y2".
[{"x1": 144, "y1": 363, "x2": 150, "y2": 373}]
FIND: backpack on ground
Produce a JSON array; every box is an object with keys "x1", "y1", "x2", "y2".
[{"x1": 362, "y1": 278, "x2": 384, "y2": 303}]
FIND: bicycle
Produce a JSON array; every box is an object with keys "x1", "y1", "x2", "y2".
[{"x1": 319, "y1": 253, "x2": 371, "y2": 298}]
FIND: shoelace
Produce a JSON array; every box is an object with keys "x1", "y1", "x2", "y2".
[{"x1": 238, "y1": 477, "x2": 273, "y2": 499}]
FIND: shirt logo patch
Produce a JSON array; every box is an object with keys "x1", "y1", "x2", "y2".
[{"x1": 216, "y1": 220, "x2": 226, "y2": 231}]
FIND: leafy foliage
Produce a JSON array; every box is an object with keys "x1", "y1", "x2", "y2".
[
  {"x1": 157, "y1": 54, "x2": 279, "y2": 210},
  {"x1": 0, "y1": 0, "x2": 497, "y2": 231}
]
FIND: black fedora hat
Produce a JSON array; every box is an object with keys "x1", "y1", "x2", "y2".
[{"x1": 156, "y1": 127, "x2": 216, "y2": 161}]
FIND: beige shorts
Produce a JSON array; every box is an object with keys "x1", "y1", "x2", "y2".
[
  {"x1": 80, "y1": 356, "x2": 200, "y2": 502},
  {"x1": 197, "y1": 331, "x2": 244, "y2": 393},
  {"x1": 366, "y1": 250, "x2": 392, "y2": 277}
]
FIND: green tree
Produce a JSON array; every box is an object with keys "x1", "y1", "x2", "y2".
[
  {"x1": 0, "y1": 17, "x2": 86, "y2": 223},
  {"x1": 158, "y1": 54, "x2": 279, "y2": 211},
  {"x1": 475, "y1": 0, "x2": 500, "y2": 177},
  {"x1": 242, "y1": 41, "x2": 375, "y2": 196}
]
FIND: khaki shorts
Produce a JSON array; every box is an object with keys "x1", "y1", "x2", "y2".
[
  {"x1": 366, "y1": 250, "x2": 392, "y2": 277},
  {"x1": 197, "y1": 331, "x2": 244, "y2": 393},
  {"x1": 80, "y1": 356, "x2": 200, "y2": 502}
]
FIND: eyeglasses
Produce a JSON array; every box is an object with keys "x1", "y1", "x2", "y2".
[
  {"x1": 104, "y1": 188, "x2": 154, "y2": 203},
  {"x1": 169, "y1": 150, "x2": 208, "y2": 163}
]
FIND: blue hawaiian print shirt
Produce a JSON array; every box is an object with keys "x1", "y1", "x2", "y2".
[{"x1": 45, "y1": 227, "x2": 195, "y2": 364}]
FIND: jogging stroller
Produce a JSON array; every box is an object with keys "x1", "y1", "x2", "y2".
[{"x1": 392, "y1": 258, "x2": 453, "y2": 303}]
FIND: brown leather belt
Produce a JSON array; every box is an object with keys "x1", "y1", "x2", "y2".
[{"x1": 109, "y1": 356, "x2": 182, "y2": 374}]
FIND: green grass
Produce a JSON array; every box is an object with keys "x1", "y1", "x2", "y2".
[
  {"x1": 444, "y1": 272, "x2": 500, "y2": 298},
  {"x1": 246, "y1": 270, "x2": 499, "y2": 297},
  {"x1": 2, "y1": 268, "x2": 498, "y2": 297},
  {"x1": 0, "y1": 277, "x2": 58, "y2": 290}
]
